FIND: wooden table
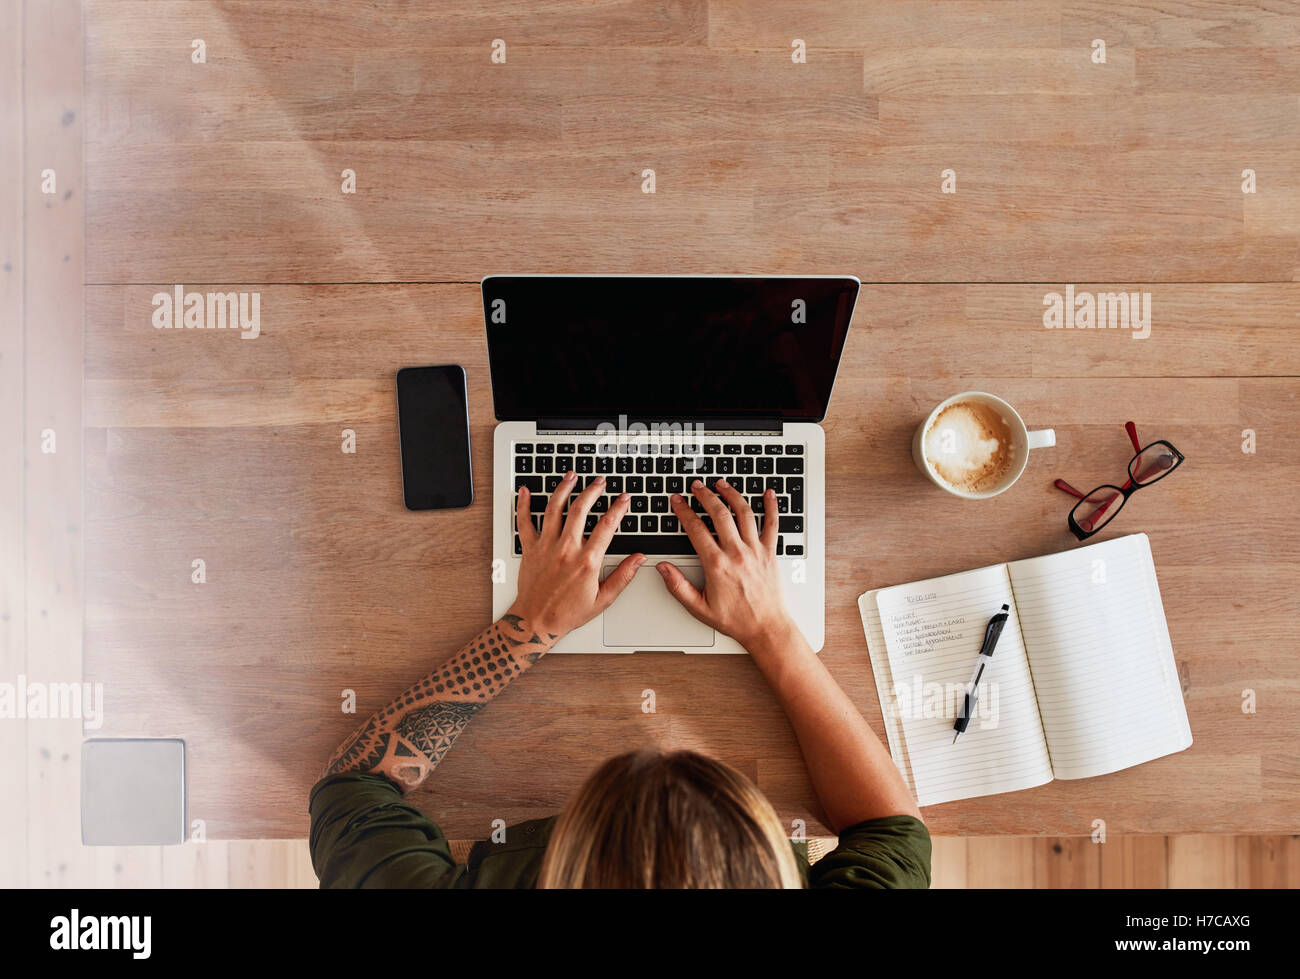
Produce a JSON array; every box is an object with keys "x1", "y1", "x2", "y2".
[{"x1": 71, "y1": 1, "x2": 1300, "y2": 840}]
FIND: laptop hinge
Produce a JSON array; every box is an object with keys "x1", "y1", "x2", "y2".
[{"x1": 535, "y1": 416, "x2": 784, "y2": 436}]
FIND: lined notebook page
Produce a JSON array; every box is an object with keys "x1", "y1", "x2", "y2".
[
  {"x1": 1008, "y1": 534, "x2": 1192, "y2": 781},
  {"x1": 858, "y1": 589, "x2": 917, "y2": 797},
  {"x1": 875, "y1": 564, "x2": 1053, "y2": 807}
]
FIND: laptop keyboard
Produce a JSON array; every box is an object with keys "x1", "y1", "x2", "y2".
[{"x1": 513, "y1": 440, "x2": 806, "y2": 557}]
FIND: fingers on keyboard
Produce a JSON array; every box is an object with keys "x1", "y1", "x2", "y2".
[{"x1": 512, "y1": 442, "x2": 806, "y2": 556}]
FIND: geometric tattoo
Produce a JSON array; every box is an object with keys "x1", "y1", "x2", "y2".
[
  {"x1": 396, "y1": 701, "x2": 484, "y2": 766},
  {"x1": 319, "y1": 612, "x2": 556, "y2": 793}
]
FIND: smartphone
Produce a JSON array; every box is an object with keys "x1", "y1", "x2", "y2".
[{"x1": 396, "y1": 365, "x2": 474, "y2": 510}]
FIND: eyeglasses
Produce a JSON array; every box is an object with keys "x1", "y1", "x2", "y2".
[{"x1": 1054, "y1": 422, "x2": 1184, "y2": 540}]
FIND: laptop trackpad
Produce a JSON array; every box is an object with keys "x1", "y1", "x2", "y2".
[{"x1": 603, "y1": 565, "x2": 715, "y2": 649}]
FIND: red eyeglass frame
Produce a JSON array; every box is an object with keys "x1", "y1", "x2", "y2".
[{"x1": 1054, "y1": 422, "x2": 1185, "y2": 540}]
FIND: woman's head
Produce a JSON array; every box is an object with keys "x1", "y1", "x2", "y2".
[{"x1": 536, "y1": 748, "x2": 802, "y2": 888}]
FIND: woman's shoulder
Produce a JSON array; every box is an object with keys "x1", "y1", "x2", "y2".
[{"x1": 807, "y1": 814, "x2": 932, "y2": 890}]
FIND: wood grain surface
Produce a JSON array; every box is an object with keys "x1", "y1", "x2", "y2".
[
  {"x1": 11, "y1": 0, "x2": 1299, "y2": 856},
  {"x1": 83, "y1": 283, "x2": 1299, "y2": 838}
]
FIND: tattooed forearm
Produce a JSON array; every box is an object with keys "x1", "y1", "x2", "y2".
[
  {"x1": 320, "y1": 614, "x2": 557, "y2": 792},
  {"x1": 498, "y1": 612, "x2": 556, "y2": 663}
]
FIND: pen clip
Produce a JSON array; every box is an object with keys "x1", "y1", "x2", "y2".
[{"x1": 979, "y1": 603, "x2": 1010, "y2": 655}]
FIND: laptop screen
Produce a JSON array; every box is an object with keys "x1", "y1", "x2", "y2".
[{"x1": 483, "y1": 276, "x2": 859, "y2": 423}]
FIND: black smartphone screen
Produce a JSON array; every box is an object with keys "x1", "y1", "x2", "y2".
[{"x1": 396, "y1": 365, "x2": 474, "y2": 510}]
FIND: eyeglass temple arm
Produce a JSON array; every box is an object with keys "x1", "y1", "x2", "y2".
[
  {"x1": 1125, "y1": 421, "x2": 1142, "y2": 453},
  {"x1": 1054, "y1": 479, "x2": 1086, "y2": 500}
]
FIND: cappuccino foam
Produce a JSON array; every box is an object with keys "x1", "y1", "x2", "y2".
[{"x1": 924, "y1": 401, "x2": 1015, "y2": 493}]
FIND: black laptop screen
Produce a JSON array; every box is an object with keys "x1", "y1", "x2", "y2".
[{"x1": 483, "y1": 276, "x2": 859, "y2": 423}]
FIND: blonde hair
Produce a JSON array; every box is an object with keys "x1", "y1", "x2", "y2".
[{"x1": 536, "y1": 749, "x2": 803, "y2": 888}]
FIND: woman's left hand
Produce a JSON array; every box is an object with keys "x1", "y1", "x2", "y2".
[{"x1": 507, "y1": 470, "x2": 644, "y2": 639}]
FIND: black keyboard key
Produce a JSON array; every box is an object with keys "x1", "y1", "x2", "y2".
[
  {"x1": 640, "y1": 515, "x2": 657, "y2": 532},
  {"x1": 776, "y1": 536, "x2": 784, "y2": 556},
  {"x1": 514, "y1": 535, "x2": 522, "y2": 554},
  {"x1": 576, "y1": 456, "x2": 593, "y2": 473},
  {"x1": 788, "y1": 477, "x2": 804, "y2": 513},
  {"x1": 765, "y1": 477, "x2": 783, "y2": 492},
  {"x1": 620, "y1": 515, "x2": 638, "y2": 532},
  {"x1": 666, "y1": 476, "x2": 684, "y2": 493},
  {"x1": 777, "y1": 458, "x2": 804, "y2": 474},
  {"x1": 592, "y1": 495, "x2": 608, "y2": 513},
  {"x1": 596, "y1": 456, "x2": 613, "y2": 473},
  {"x1": 620, "y1": 443, "x2": 637, "y2": 455},
  {"x1": 557, "y1": 443, "x2": 575, "y2": 454},
  {"x1": 656, "y1": 457, "x2": 673, "y2": 474},
  {"x1": 661, "y1": 444, "x2": 677, "y2": 455},
  {"x1": 723, "y1": 444, "x2": 742, "y2": 455},
  {"x1": 631, "y1": 496, "x2": 649, "y2": 513},
  {"x1": 585, "y1": 515, "x2": 599, "y2": 534},
  {"x1": 750, "y1": 495, "x2": 765, "y2": 513},
  {"x1": 696, "y1": 457, "x2": 714, "y2": 475},
  {"x1": 786, "y1": 445, "x2": 803, "y2": 455},
  {"x1": 691, "y1": 496, "x2": 705, "y2": 513},
  {"x1": 556, "y1": 455, "x2": 574, "y2": 472},
  {"x1": 746, "y1": 476, "x2": 764, "y2": 495},
  {"x1": 779, "y1": 516, "x2": 803, "y2": 534},
  {"x1": 635, "y1": 457, "x2": 653, "y2": 474},
  {"x1": 651, "y1": 495, "x2": 668, "y2": 513},
  {"x1": 626, "y1": 476, "x2": 644, "y2": 493},
  {"x1": 578, "y1": 443, "x2": 596, "y2": 453},
  {"x1": 515, "y1": 456, "x2": 533, "y2": 473},
  {"x1": 516, "y1": 443, "x2": 534, "y2": 453},
  {"x1": 756, "y1": 457, "x2": 774, "y2": 474},
  {"x1": 616, "y1": 457, "x2": 633, "y2": 473},
  {"x1": 776, "y1": 496, "x2": 789, "y2": 513},
  {"x1": 535, "y1": 456, "x2": 554, "y2": 473},
  {"x1": 743, "y1": 444, "x2": 762, "y2": 455},
  {"x1": 642, "y1": 444, "x2": 658, "y2": 455},
  {"x1": 662, "y1": 515, "x2": 678, "y2": 533},
  {"x1": 546, "y1": 475, "x2": 563, "y2": 492},
  {"x1": 764, "y1": 445, "x2": 783, "y2": 455},
  {"x1": 785, "y1": 544, "x2": 804, "y2": 556},
  {"x1": 531, "y1": 494, "x2": 548, "y2": 513},
  {"x1": 515, "y1": 475, "x2": 543, "y2": 493},
  {"x1": 605, "y1": 534, "x2": 692, "y2": 554},
  {"x1": 703, "y1": 444, "x2": 722, "y2": 455},
  {"x1": 646, "y1": 476, "x2": 663, "y2": 493},
  {"x1": 716, "y1": 457, "x2": 734, "y2": 475},
  {"x1": 606, "y1": 476, "x2": 623, "y2": 494},
  {"x1": 737, "y1": 457, "x2": 754, "y2": 474}
]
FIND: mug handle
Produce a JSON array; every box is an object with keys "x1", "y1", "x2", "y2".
[{"x1": 1027, "y1": 428, "x2": 1056, "y2": 450}]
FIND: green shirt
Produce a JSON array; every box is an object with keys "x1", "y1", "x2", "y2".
[{"x1": 309, "y1": 772, "x2": 932, "y2": 889}]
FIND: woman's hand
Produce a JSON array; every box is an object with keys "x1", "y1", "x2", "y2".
[
  {"x1": 656, "y1": 479, "x2": 798, "y2": 651},
  {"x1": 507, "y1": 471, "x2": 645, "y2": 640}
]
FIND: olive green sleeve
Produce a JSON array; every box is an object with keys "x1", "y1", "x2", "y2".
[
  {"x1": 308, "y1": 772, "x2": 465, "y2": 889},
  {"x1": 808, "y1": 814, "x2": 932, "y2": 889}
]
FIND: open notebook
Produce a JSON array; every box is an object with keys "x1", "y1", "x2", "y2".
[{"x1": 858, "y1": 534, "x2": 1191, "y2": 807}]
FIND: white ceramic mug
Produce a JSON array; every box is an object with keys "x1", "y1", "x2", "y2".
[{"x1": 911, "y1": 391, "x2": 1056, "y2": 499}]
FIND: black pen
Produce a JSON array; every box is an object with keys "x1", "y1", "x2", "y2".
[{"x1": 952, "y1": 603, "x2": 1010, "y2": 744}]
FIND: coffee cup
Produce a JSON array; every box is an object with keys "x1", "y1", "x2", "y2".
[{"x1": 911, "y1": 392, "x2": 1055, "y2": 499}]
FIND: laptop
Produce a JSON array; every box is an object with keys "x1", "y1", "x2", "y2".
[{"x1": 485, "y1": 274, "x2": 860, "y2": 654}]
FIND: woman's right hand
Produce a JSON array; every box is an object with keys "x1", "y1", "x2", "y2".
[{"x1": 656, "y1": 479, "x2": 798, "y2": 651}]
